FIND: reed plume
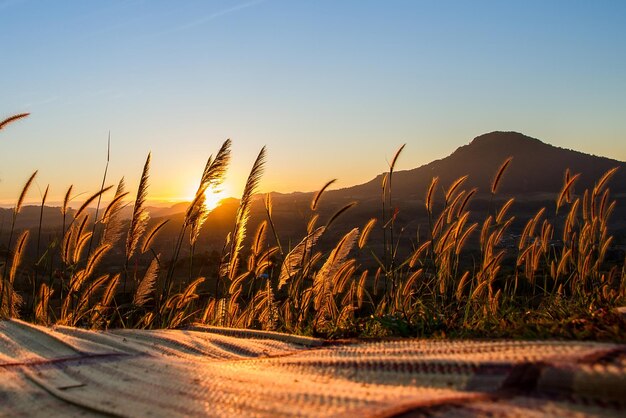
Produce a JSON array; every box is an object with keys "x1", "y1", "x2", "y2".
[
  {"x1": 71, "y1": 214, "x2": 91, "y2": 264},
  {"x1": 134, "y1": 257, "x2": 159, "y2": 307},
  {"x1": 177, "y1": 277, "x2": 205, "y2": 310},
  {"x1": 186, "y1": 139, "x2": 231, "y2": 242},
  {"x1": 61, "y1": 185, "x2": 74, "y2": 244},
  {"x1": 445, "y1": 175, "x2": 468, "y2": 203},
  {"x1": 34, "y1": 283, "x2": 53, "y2": 324},
  {"x1": 325, "y1": 201, "x2": 357, "y2": 229},
  {"x1": 188, "y1": 192, "x2": 209, "y2": 246},
  {"x1": 121, "y1": 153, "x2": 151, "y2": 294},
  {"x1": 254, "y1": 246, "x2": 279, "y2": 277},
  {"x1": 315, "y1": 228, "x2": 359, "y2": 291},
  {"x1": 33, "y1": 184, "x2": 49, "y2": 311},
  {"x1": 389, "y1": 144, "x2": 405, "y2": 176},
  {"x1": 1, "y1": 171, "x2": 37, "y2": 314},
  {"x1": 311, "y1": 179, "x2": 336, "y2": 211},
  {"x1": 386, "y1": 144, "x2": 405, "y2": 273},
  {"x1": 101, "y1": 178, "x2": 128, "y2": 245},
  {"x1": 225, "y1": 147, "x2": 266, "y2": 281},
  {"x1": 73, "y1": 274, "x2": 111, "y2": 325},
  {"x1": 61, "y1": 222, "x2": 76, "y2": 265},
  {"x1": 7, "y1": 230, "x2": 29, "y2": 317},
  {"x1": 557, "y1": 172, "x2": 580, "y2": 213},
  {"x1": 141, "y1": 220, "x2": 169, "y2": 253},
  {"x1": 594, "y1": 167, "x2": 619, "y2": 195},
  {"x1": 88, "y1": 134, "x2": 111, "y2": 256},
  {"x1": 402, "y1": 268, "x2": 423, "y2": 298},
  {"x1": 35, "y1": 185, "x2": 49, "y2": 255},
  {"x1": 62, "y1": 185, "x2": 73, "y2": 217},
  {"x1": 358, "y1": 218, "x2": 377, "y2": 249},
  {"x1": 200, "y1": 139, "x2": 232, "y2": 190},
  {"x1": 0, "y1": 113, "x2": 29, "y2": 131},
  {"x1": 85, "y1": 243, "x2": 111, "y2": 277},
  {"x1": 426, "y1": 177, "x2": 438, "y2": 212},
  {"x1": 409, "y1": 240, "x2": 431, "y2": 268},
  {"x1": 491, "y1": 157, "x2": 512, "y2": 194},
  {"x1": 457, "y1": 188, "x2": 476, "y2": 217},
  {"x1": 252, "y1": 220, "x2": 267, "y2": 256},
  {"x1": 15, "y1": 171, "x2": 38, "y2": 215},
  {"x1": 101, "y1": 274, "x2": 120, "y2": 307},
  {"x1": 163, "y1": 140, "x2": 232, "y2": 300},
  {"x1": 278, "y1": 226, "x2": 325, "y2": 289},
  {"x1": 496, "y1": 198, "x2": 515, "y2": 224},
  {"x1": 73, "y1": 185, "x2": 114, "y2": 222},
  {"x1": 125, "y1": 153, "x2": 151, "y2": 261},
  {"x1": 306, "y1": 214, "x2": 320, "y2": 234},
  {"x1": 102, "y1": 179, "x2": 127, "y2": 222}
]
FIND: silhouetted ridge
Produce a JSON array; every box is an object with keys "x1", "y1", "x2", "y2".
[
  {"x1": 332, "y1": 131, "x2": 626, "y2": 199},
  {"x1": 469, "y1": 131, "x2": 544, "y2": 147}
]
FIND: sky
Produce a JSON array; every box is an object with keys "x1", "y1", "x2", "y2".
[{"x1": 2, "y1": 0, "x2": 626, "y2": 206}]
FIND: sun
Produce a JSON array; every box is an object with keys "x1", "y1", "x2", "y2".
[
  {"x1": 202, "y1": 186, "x2": 228, "y2": 212},
  {"x1": 183, "y1": 182, "x2": 231, "y2": 211}
]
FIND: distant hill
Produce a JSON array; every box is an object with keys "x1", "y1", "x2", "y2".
[
  {"x1": 243, "y1": 131, "x2": 626, "y2": 255},
  {"x1": 329, "y1": 131, "x2": 626, "y2": 200},
  {"x1": 0, "y1": 202, "x2": 193, "y2": 231},
  {"x1": 3, "y1": 132, "x2": 625, "y2": 255}
]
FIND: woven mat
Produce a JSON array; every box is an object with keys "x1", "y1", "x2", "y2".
[{"x1": 1, "y1": 319, "x2": 624, "y2": 417}]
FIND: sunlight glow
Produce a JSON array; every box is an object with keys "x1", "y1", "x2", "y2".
[
  {"x1": 184, "y1": 181, "x2": 232, "y2": 210},
  {"x1": 203, "y1": 187, "x2": 228, "y2": 212}
]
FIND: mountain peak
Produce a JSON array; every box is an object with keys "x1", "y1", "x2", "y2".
[
  {"x1": 344, "y1": 131, "x2": 625, "y2": 199},
  {"x1": 468, "y1": 131, "x2": 544, "y2": 148}
]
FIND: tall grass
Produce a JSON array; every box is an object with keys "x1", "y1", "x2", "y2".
[{"x1": 1, "y1": 114, "x2": 624, "y2": 339}]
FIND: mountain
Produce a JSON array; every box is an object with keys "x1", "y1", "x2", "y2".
[
  {"x1": 0, "y1": 202, "x2": 193, "y2": 231},
  {"x1": 330, "y1": 131, "x2": 626, "y2": 200},
  {"x1": 258, "y1": 131, "x2": 626, "y2": 234},
  {"x1": 253, "y1": 131, "x2": 626, "y2": 252},
  {"x1": 3, "y1": 132, "x2": 625, "y2": 255}
]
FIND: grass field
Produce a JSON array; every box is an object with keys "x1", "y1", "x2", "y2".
[{"x1": 1, "y1": 113, "x2": 624, "y2": 341}]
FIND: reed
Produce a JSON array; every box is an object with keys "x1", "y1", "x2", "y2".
[
  {"x1": 141, "y1": 220, "x2": 169, "y2": 254},
  {"x1": 311, "y1": 179, "x2": 336, "y2": 211},
  {"x1": 7, "y1": 230, "x2": 29, "y2": 317},
  {"x1": 32, "y1": 184, "x2": 49, "y2": 311},
  {"x1": 0, "y1": 117, "x2": 623, "y2": 339},
  {"x1": 224, "y1": 147, "x2": 266, "y2": 283},
  {"x1": 101, "y1": 178, "x2": 128, "y2": 246},
  {"x1": 0, "y1": 171, "x2": 37, "y2": 316},
  {"x1": 0, "y1": 113, "x2": 29, "y2": 131},
  {"x1": 165, "y1": 140, "x2": 231, "y2": 303},
  {"x1": 491, "y1": 157, "x2": 512, "y2": 195},
  {"x1": 87, "y1": 134, "x2": 111, "y2": 257},
  {"x1": 385, "y1": 144, "x2": 405, "y2": 291},
  {"x1": 123, "y1": 153, "x2": 151, "y2": 293},
  {"x1": 133, "y1": 257, "x2": 159, "y2": 307}
]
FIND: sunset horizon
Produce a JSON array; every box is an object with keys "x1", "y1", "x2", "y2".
[
  {"x1": 2, "y1": 2, "x2": 626, "y2": 416},
  {"x1": 3, "y1": 1, "x2": 626, "y2": 206},
  {"x1": 2, "y1": 127, "x2": 625, "y2": 209}
]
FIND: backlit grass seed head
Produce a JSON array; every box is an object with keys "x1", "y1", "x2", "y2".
[
  {"x1": 358, "y1": 218, "x2": 377, "y2": 249},
  {"x1": 0, "y1": 113, "x2": 29, "y2": 131},
  {"x1": 311, "y1": 179, "x2": 336, "y2": 211},
  {"x1": 445, "y1": 175, "x2": 468, "y2": 203},
  {"x1": 491, "y1": 157, "x2": 512, "y2": 194},
  {"x1": 426, "y1": 177, "x2": 439, "y2": 212}
]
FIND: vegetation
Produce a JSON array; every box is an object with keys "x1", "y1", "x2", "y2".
[{"x1": 1, "y1": 113, "x2": 624, "y2": 341}]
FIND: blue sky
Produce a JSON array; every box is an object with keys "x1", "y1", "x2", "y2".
[{"x1": 2, "y1": 0, "x2": 626, "y2": 205}]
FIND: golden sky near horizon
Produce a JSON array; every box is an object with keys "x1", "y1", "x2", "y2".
[{"x1": 2, "y1": 1, "x2": 625, "y2": 207}]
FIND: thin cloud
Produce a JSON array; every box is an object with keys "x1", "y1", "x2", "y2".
[
  {"x1": 22, "y1": 96, "x2": 59, "y2": 108},
  {"x1": 159, "y1": 0, "x2": 266, "y2": 36}
]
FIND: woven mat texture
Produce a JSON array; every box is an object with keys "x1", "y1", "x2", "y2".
[{"x1": 1, "y1": 319, "x2": 625, "y2": 417}]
